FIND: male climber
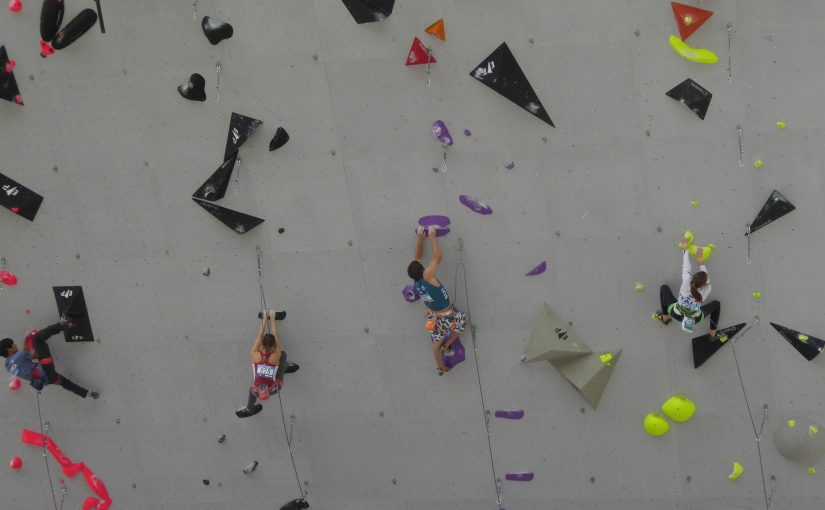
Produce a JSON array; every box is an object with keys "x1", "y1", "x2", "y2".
[
  {"x1": 236, "y1": 310, "x2": 300, "y2": 418},
  {"x1": 407, "y1": 226, "x2": 467, "y2": 375},
  {"x1": 1, "y1": 319, "x2": 99, "y2": 399}
]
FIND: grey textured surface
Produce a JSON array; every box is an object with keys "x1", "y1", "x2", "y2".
[{"x1": 2, "y1": 1, "x2": 825, "y2": 509}]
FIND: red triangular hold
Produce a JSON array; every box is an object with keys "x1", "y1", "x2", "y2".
[
  {"x1": 672, "y1": 2, "x2": 713, "y2": 41},
  {"x1": 425, "y1": 18, "x2": 446, "y2": 41},
  {"x1": 405, "y1": 37, "x2": 436, "y2": 66}
]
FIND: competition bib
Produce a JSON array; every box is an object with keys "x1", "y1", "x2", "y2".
[{"x1": 255, "y1": 364, "x2": 277, "y2": 379}]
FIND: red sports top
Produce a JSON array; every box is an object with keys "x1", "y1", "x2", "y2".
[{"x1": 251, "y1": 351, "x2": 279, "y2": 393}]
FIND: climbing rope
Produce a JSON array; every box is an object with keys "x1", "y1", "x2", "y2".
[
  {"x1": 730, "y1": 315, "x2": 774, "y2": 510},
  {"x1": 256, "y1": 246, "x2": 306, "y2": 500},
  {"x1": 35, "y1": 392, "x2": 59, "y2": 510},
  {"x1": 453, "y1": 237, "x2": 503, "y2": 510}
]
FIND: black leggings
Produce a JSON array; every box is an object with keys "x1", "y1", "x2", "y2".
[
  {"x1": 659, "y1": 285, "x2": 721, "y2": 331},
  {"x1": 32, "y1": 323, "x2": 89, "y2": 398},
  {"x1": 246, "y1": 351, "x2": 288, "y2": 409}
]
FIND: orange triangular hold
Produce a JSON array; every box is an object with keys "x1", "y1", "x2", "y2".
[
  {"x1": 672, "y1": 2, "x2": 713, "y2": 41},
  {"x1": 406, "y1": 37, "x2": 436, "y2": 66},
  {"x1": 425, "y1": 18, "x2": 446, "y2": 41}
]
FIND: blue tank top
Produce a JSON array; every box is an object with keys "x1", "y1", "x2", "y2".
[
  {"x1": 5, "y1": 351, "x2": 46, "y2": 385},
  {"x1": 414, "y1": 279, "x2": 450, "y2": 312}
]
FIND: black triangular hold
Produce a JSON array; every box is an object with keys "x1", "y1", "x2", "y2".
[
  {"x1": 279, "y1": 498, "x2": 310, "y2": 510},
  {"x1": 52, "y1": 286, "x2": 95, "y2": 342},
  {"x1": 340, "y1": 0, "x2": 395, "y2": 24},
  {"x1": 201, "y1": 16, "x2": 234, "y2": 45},
  {"x1": 192, "y1": 198, "x2": 264, "y2": 234},
  {"x1": 691, "y1": 322, "x2": 746, "y2": 369},
  {"x1": 770, "y1": 323, "x2": 824, "y2": 361},
  {"x1": 269, "y1": 127, "x2": 290, "y2": 152},
  {"x1": 224, "y1": 112, "x2": 263, "y2": 161},
  {"x1": 747, "y1": 190, "x2": 795, "y2": 235},
  {"x1": 192, "y1": 151, "x2": 238, "y2": 201},
  {"x1": 469, "y1": 43, "x2": 554, "y2": 127},
  {"x1": 0, "y1": 172, "x2": 43, "y2": 221},
  {"x1": 666, "y1": 78, "x2": 711, "y2": 120},
  {"x1": 0, "y1": 46, "x2": 23, "y2": 106}
]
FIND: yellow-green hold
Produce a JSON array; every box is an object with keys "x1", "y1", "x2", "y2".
[
  {"x1": 600, "y1": 353, "x2": 614, "y2": 366},
  {"x1": 752, "y1": 291, "x2": 762, "y2": 300},
  {"x1": 691, "y1": 200, "x2": 701, "y2": 207},
  {"x1": 776, "y1": 121, "x2": 787, "y2": 129},
  {"x1": 662, "y1": 395, "x2": 697, "y2": 423},
  {"x1": 798, "y1": 334, "x2": 809, "y2": 342},
  {"x1": 788, "y1": 419, "x2": 797, "y2": 428},
  {"x1": 728, "y1": 461, "x2": 744, "y2": 480},
  {"x1": 754, "y1": 160, "x2": 763, "y2": 168},
  {"x1": 644, "y1": 413, "x2": 670, "y2": 437},
  {"x1": 635, "y1": 282, "x2": 645, "y2": 292},
  {"x1": 809, "y1": 467, "x2": 816, "y2": 475}
]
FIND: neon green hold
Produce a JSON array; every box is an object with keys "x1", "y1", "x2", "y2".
[
  {"x1": 691, "y1": 200, "x2": 700, "y2": 207},
  {"x1": 669, "y1": 35, "x2": 719, "y2": 64},
  {"x1": 788, "y1": 419, "x2": 797, "y2": 428},
  {"x1": 635, "y1": 282, "x2": 645, "y2": 292},
  {"x1": 809, "y1": 467, "x2": 816, "y2": 475},
  {"x1": 752, "y1": 291, "x2": 761, "y2": 300},
  {"x1": 728, "y1": 461, "x2": 744, "y2": 480},
  {"x1": 661, "y1": 395, "x2": 697, "y2": 423},
  {"x1": 776, "y1": 121, "x2": 787, "y2": 129},
  {"x1": 754, "y1": 160, "x2": 763, "y2": 168},
  {"x1": 798, "y1": 334, "x2": 809, "y2": 342},
  {"x1": 810, "y1": 425, "x2": 819, "y2": 435},
  {"x1": 644, "y1": 413, "x2": 670, "y2": 437},
  {"x1": 599, "y1": 353, "x2": 614, "y2": 365}
]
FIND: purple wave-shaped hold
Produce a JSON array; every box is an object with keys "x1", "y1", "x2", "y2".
[
  {"x1": 505, "y1": 161, "x2": 515, "y2": 170},
  {"x1": 494, "y1": 410, "x2": 525, "y2": 420},
  {"x1": 459, "y1": 195, "x2": 492, "y2": 215},
  {"x1": 442, "y1": 338, "x2": 466, "y2": 369},
  {"x1": 418, "y1": 215, "x2": 451, "y2": 227},
  {"x1": 464, "y1": 129, "x2": 472, "y2": 136},
  {"x1": 402, "y1": 285, "x2": 420, "y2": 303},
  {"x1": 525, "y1": 261, "x2": 546, "y2": 276},
  {"x1": 505, "y1": 472, "x2": 534, "y2": 482},
  {"x1": 432, "y1": 120, "x2": 454, "y2": 146}
]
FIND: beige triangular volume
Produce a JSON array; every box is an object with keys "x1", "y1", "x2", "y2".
[
  {"x1": 552, "y1": 349, "x2": 622, "y2": 409},
  {"x1": 523, "y1": 303, "x2": 592, "y2": 363}
]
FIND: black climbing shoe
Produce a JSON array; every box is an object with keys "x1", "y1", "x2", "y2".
[
  {"x1": 257, "y1": 311, "x2": 286, "y2": 320},
  {"x1": 236, "y1": 404, "x2": 263, "y2": 418},
  {"x1": 285, "y1": 363, "x2": 300, "y2": 374}
]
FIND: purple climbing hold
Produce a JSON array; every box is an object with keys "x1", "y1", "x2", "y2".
[
  {"x1": 442, "y1": 338, "x2": 466, "y2": 369},
  {"x1": 525, "y1": 261, "x2": 546, "y2": 276},
  {"x1": 432, "y1": 167, "x2": 439, "y2": 173},
  {"x1": 418, "y1": 215, "x2": 451, "y2": 227},
  {"x1": 464, "y1": 129, "x2": 472, "y2": 136},
  {"x1": 432, "y1": 120, "x2": 454, "y2": 146},
  {"x1": 402, "y1": 284, "x2": 420, "y2": 303},
  {"x1": 494, "y1": 410, "x2": 525, "y2": 420},
  {"x1": 505, "y1": 161, "x2": 515, "y2": 170},
  {"x1": 505, "y1": 472, "x2": 534, "y2": 482},
  {"x1": 459, "y1": 195, "x2": 492, "y2": 215}
]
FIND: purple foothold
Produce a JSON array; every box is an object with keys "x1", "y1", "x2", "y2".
[
  {"x1": 442, "y1": 338, "x2": 466, "y2": 369},
  {"x1": 505, "y1": 472, "x2": 534, "y2": 482},
  {"x1": 525, "y1": 261, "x2": 546, "y2": 276},
  {"x1": 418, "y1": 215, "x2": 451, "y2": 227},
  {"x1": 494, "y1": 410, "x2": 525, "y2": 420},
  {"x1": 459, "y1": 195, "x2": 493, "y2": 215},
  {"x1": 432, "y1": 120, "x2": 454, "y2": 146},
  {"x1": 464, "y1": 129, "x2": 472, "y2": 136},
  {"x1": 403, "y1": 284, "x2": 420, "y2": 303},
  {"x1": 505, "y1": 161, "x2": 515, "y2": 170},
  {"x1": 432, "y1": 167, "x2": 439, "y2": 173}
]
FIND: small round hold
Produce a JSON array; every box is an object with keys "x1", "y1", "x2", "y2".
[
  {"x1": 555, "y1": 231, "x2": 561, "y2": 237},
  {"x1": 218, "y1": 434, "x2": 226, "y2": 443},
  {"x1": 634, "y1": 29, "x2": 640, "y2": 37},
  {"x1": 364, "y1": 327, "x2": 369, "y2": 333},
  {"x1": 116, "y1": 417, "x2": 120, "y2": 424},
  {"x1": 348, "y1": 240, "x2": 353, "y2": 246},
  {"x1": 132, "y1": 482, "x2": 137, "y2": 488},
  {"x1": 776, "y1": 121, "x2": 787, "y2": 129},
  {"x1": 10, "y1": 456, "x2": 23, "y2": 470},
  {"x1": 589, "y1": 476, "x2": 595, "y2": 483},
  {"x1": 542, "y1": 136, "x2": 548, "y2": 142},
  {"x1": 202, "y1": 479, "x2": 210, "y2": 486},
  {"x1": 313, "y1": 52, "x2": 318, "y2": 61},
  {"x1": 754, "y1": 160, "x2": 763, "y2": 168},
  {"x1": 202, "y1": 267, "x2": 211, "y2": 276},
  {"x1": 379, "y1": 411, "x2": 384, "y2": 417},
  {"x1": 657, "y1": 225, "x2": 662, "y2": 232},
  {"x1": 278, "y1": 228, "x2": 285, "y2": 234},
  {"x1": 330, "y1": 148, "x2": 336, "y2": 155},
  {"x1": 529, "y1": 38, "x2": 534, "y2": 44},
  {"x1": 392, "y1": 478, "x2": 397, "y2": 485},
  {"x1": 519, "y1": 354, "x2": 527, "y2": 363},
  {"x1": 432, "y1": 167, "x2": 439, "y2": 173},
  {"x1": 53, "y1": 165, "x2": 58, "y2": 172}
]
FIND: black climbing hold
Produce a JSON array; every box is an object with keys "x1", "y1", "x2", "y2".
[
  {"x1": 691, "y1": 323, "x2": 746, "y2": 369},
  {"x1": 192, "y1": 151, "x2": 238, "y2": 201},
  {"x1": 666, "y1": 78, "x2": 711, "y2": 120},
  {"x1": 192, "y1": 198, "x2": 264, "y2": 235},
  {"x1": 0, "y1": 46, "x2": 23, "y2": 106},
  {"x1": 52, "y1": 9, "x2": 98, "y2": 51},
  {"x1": 0, "y1": 172, "x2": 43, "y2": 221},
  {"x1": 178, "y1": 73, "x2": 206, "y2": 102},
  {"x1": 278, "y1": 227, "x2": 285, "y2": 234},
  {"x1": 202, "y1": 479, "x2": 210, "y2": 486},
  {"x1": 340, "y1": 0, "x2": 395, "y2": 24},
  {"x1": 225, "y1": 112, "x2": 264, "y2": 161},
  {"x1": 469, "y1": 42, "x2": 554, "y2": 127},
  {"x1": 279, "y1": 498, "x2": 310, "y2": 510},
  {"x1": 201, "y1": 16, "x2": 233, "y2": 45},
  {"x1": 52, "y1": 286, "x2": 95, "y2": 342},
  {"x1": 747, "y1": 190, "x2": 795, "y2": 236},
  {"x1": 39, "y1": 0, "x2": 65, "y2": 42},
  {"x1": 770, "y1": 323, "x2": 824, "y2": 361},
  {"x1": 269, "y1": 127, "x2": 290, "y2": 152}
]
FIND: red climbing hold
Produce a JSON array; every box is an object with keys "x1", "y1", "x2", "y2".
[
  {"x1": 39, "y1": 40, "x2": 55, "y2": 57},
  {"x1": 0, "y1": 270, "x2": 18, "y2": 286},
  {"x1": 10, "y1": 456, "x2": 23, "y2": 470},
  {"x1": 9, "y1": 377, "x2": 21, "y2": 391},
  {"x1": 8, "y1": 0, "x2": 22, "y2": 13},
  {"x1": 4, "y1": 59, "x2": 15, "y2": 73},
  {"x1": 405, "y1": 37, "x2": 436, "y2": 66},
  {"x1": 671, "y1": 2, "x2": 713, "y2": 41}
]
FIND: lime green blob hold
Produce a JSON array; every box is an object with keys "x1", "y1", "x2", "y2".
[
  {"x1": 644, "y1": 413, "x2": 670, "y2": 437},
  {"x1": 789, "y1": 419, "x2": 797, "y2": 428},
  {"x1": 635, "y1": 282, "x2": 645, "y2": 292},
  {"x1": 728, "y1": 461, "x2": 744, "y2": 480},
  {"x1": 776, "y1": 121, "x2": 787, "y2": 129},
  {"x1": 662, "y1": 395, "x2": 697, "y2": 423},
  {"x1": 754, "y1": 160, "x2": 763, "y2": 168},
  {"x1": 752, "y1": 291, "x2": 762, "y2": 300}
]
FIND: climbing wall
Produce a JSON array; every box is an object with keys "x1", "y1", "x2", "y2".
[{"x1": 2, "y1": 1, "x2": 824, "y2": 509}]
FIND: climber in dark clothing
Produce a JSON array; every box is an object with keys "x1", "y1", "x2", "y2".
[{"x1": 1, "y1": 320, "x2": 99, "y2": 399}]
